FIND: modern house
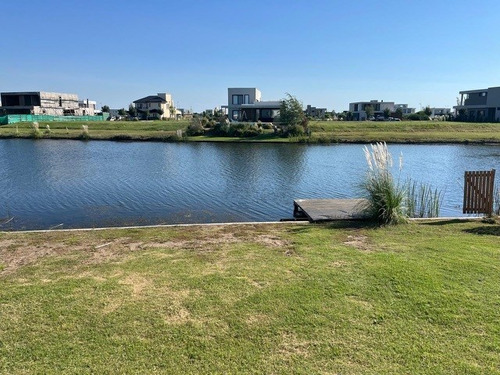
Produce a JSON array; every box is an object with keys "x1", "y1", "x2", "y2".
[
  {"x1": 133, "y1": 93, "x2": 175, "y2": 120},
  {"x1": 349, "y1": 100, "x2": 395, "y2": 120},
  {"x1": 454, "y1": 86, "x2": 500, "y2": 122},
  {"x1": 305, "y1": 105, "x2": 327, "y2": 118},
  {"x1": 429, "y1": 107, "x2": 451, "y2": 118},
  {"x1": 394, "y1": 104, "x2": 415, "y2": 115},
  {"x1": 0, "y1": 91, "x2": 87, "y2": 116},
  {"x1": 224, "y1": 88, "x2": 281, "y2": 122}
]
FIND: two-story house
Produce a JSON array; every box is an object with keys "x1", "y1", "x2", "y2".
[
  {"x1": 349, "y1": 100, "x2": 395, "y2": 120},
  {"x1": 133, "y1": 93, "x2": 174, "y2": 120},
  {"x1": 454, "y1": 86, "x2": 500, "y2": 122},
  {"x1": 225, "y1": 88, "x2": 281, "y2": 122},
  {"x1": 0, "y1": 91, "x2": 83, "y2": 116}
]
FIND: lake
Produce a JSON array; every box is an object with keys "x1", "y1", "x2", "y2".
[{"x1": 0, "y1": 139, "x2": 499, "y2": 230}]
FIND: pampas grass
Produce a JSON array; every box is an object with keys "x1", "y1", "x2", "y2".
[
  {"x1": 80, "y1": 124, "x2": 90, "y2": 140},
  {"x1": 30, "y1": 121, "x2": 42, "y2": 138},
  {"x1": 362, "y1": 142, "x2": 443, "y2": 224},
  {"x1": 362, "y1": 142, "x2": 407, "y2": 225}
]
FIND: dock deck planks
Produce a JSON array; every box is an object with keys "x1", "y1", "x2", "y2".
[{"x1": 293, "y1": 199, "x2": 370, "y2": 222}]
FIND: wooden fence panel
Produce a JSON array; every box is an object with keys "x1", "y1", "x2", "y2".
[{"x1": 463, "y1": 169, "x2": 496, "y2": 215}]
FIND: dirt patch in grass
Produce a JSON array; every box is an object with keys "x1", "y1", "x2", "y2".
[
  {"x1": 343, "y1": 233, "x2": 374, "y2": 251},
  {"x1": 277, "y1": 333, "x2": 311, "y2": 358},
  {"x1": 0, "y1": 225, "x2": 294, "y2": 277}
]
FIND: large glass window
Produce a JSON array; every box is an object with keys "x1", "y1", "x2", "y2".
[
  {"x1": 244, "y1": 94, "x2": 250, "y2": 104},
  {"x1": 261, "y1": 109, "x2": 271, "y2": 118},
  {"x1": 232, "y1": 95, "x2": 243, "y2": 105}
]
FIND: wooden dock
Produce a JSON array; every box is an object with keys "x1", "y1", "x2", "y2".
[{"x1": 293, "y1": 199, "x2": 370, "y2": 222}]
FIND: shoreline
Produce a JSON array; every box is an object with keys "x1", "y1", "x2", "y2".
[
  {"x1": 1, "y1": 133, "x2": 500, "y2": 145},
  {"x1": 1, "y1": 216, "x2": 483, "y2": 234}
]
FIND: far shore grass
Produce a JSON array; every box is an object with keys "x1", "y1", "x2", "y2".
[
  {"x1": 1, "y1": 220, "x2": 499, "y2": 373},
  {"x1": 1, "y1": 120, "x2": 500, "y2": 144}
]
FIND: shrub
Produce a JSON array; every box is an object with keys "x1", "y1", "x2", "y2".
[
  {"x1": 186, "y1": 118, "x2": 205, "y2": 136},
  {"x1": 362, "y1": 143, "x2": 407, "y2": 225},
  {"x1": 286, "y1": 124, "x2": 305, "y2": 137},
  {"x1": 262, "y1": 123, "x2": 273, "y2": 130},
  {"x1": 407, "y1": 113, "x2": 431, "y2": 121},
  {"x1": 210, "y1": 122, "x2": 261, "y2": 138}
]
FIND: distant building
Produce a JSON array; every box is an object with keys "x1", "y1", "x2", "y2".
[
  {"x1": 429, "y1": 108, "x2": 451, "y2": 118},
  {"x1": 0, "y1": 91, "x2": 93, "y2": 116},
  {"x1": 349, "y1": 100, "x2": 395, "y2": 120},
  {"x1": 133, "y1": 93, "x2": 175, "y2": 120},
  {"x1": 394, "y1": 104, "x2": 415, "y2": 115},
  {"x1": 305, "y1": 105, "x2": 327, "y2": 118},
  {"x1": 78, "y1": 99, "x2": 96, "y2": 116},
  {"x1": 454, "y1": 86, "x2": 500, "y2": 122},
  {"x1": 178, "y1": 108, "x2": 193, "y2": 119},
  {"x1": 224, "y1": 88, "x2": 281, "y2": 122}
]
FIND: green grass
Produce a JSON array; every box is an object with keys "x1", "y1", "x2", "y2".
[
  {"x1": 1, "y1": 220, "x2": 499, "y2": 374},
  {"x1": 1, "y1": 120, "x2": 499, "y2": 143}
]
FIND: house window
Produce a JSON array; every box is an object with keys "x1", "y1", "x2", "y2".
[
  {"x1": 261, "y1": 109, "x2": 272, "y2": 118},
  {"x1": 354, "y1": 104, "x2": 359, "y2": 111},
  {"x1": 244, "y1": 94, "x2": 250, "y2": 104},
  {"x1": 232, "y1": 95, "x2": 243, "y2": 105},
  {"x1": 480, "y1": 92, "x2": 487, "y2": 97},
  {"x1": 232, "y1": 110, "x2": 239, "y2": 120}
]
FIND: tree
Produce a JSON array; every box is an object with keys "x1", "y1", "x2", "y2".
[
  {"x1": 128, "y1": 104, "x2": 137, "y2": 118},
  {"x1": 118, "y1": 108, "x2": 127, "y2": 116},
  {"x1": 364, "y1": 105, "x2": 374, "y2": 119},
  {"x1": 157, "y1": 108, "x2": 164, "y2": 119},
  {"x1": 395, "y1": 107, "x2": 403, "y2": 119},
  {"x1": 383, "y1": 108, "x2": 391, "y2": 119},
  {"x1": 424, "y1": 106, "x2": 432, "y2": 117},
  {"x1": 101, "y1": 105, "x2": 110, "y2": 113},
  {"x1": 169, "y1": 105, "x2": 176, "y2": 119},
  {"x1": 278, "y1": 93, "x2": 308, "y2": 135}
]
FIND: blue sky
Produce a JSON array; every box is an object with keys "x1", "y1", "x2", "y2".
[{"x1": 1, "y1": 0, "x2": 499, "y2": 112}]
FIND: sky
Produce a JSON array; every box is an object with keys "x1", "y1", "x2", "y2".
[{"x1": 1, "y1": 0, "x2": 500, "y2": 112}]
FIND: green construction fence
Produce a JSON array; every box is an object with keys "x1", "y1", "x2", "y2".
[{"x1": 0, "y1": 113, "x2": 109, "y2": 125}]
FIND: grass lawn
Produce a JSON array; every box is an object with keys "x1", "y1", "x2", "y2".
[
  {"x1": 1, "y1": 220, "x2": 499, "y2": 374},
  {"x1": 1, "y1": 120, "x2": 499, "y2": 143}
]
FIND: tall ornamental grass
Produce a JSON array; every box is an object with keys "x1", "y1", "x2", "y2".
[
  {"x1": 362, "y1": 142, "x2": 442, "y2": 225},
  {"x1": 362, "y1": 142, "x2": 407, "y2": 225}
]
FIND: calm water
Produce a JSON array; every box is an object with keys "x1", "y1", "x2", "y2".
[{"x1": 0, "y1": 139, "x2": 499, "y2": 230}]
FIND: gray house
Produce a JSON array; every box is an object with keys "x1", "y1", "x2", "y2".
[
  {"x1": 349, "y1": 100, "x2": 395, "y2": 120},
  {"x1": 454, "y1": 86, "x2": 500, "y2": 122},
  {"x1": 225, "y1": 88, "x2": 280, "y2": 122}
]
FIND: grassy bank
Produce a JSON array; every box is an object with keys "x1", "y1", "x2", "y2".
[
  {"x1": 1, "y1": 220, "x2": 499, "y2": 374},
  {"x1": 1, "y1": 120, "x2": 499, "y2": 143}
]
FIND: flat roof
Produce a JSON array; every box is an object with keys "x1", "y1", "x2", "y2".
[{"x1": 240, "y1": 101, "x2": 281, "y2": 109}]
